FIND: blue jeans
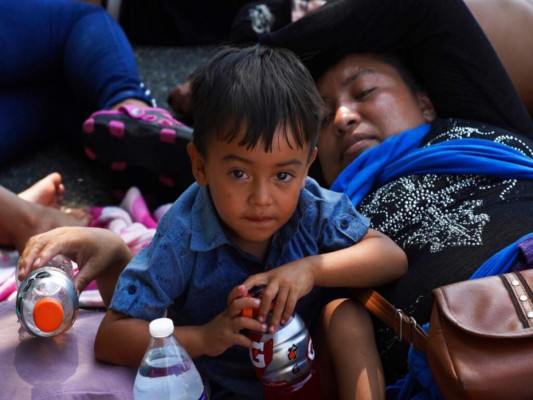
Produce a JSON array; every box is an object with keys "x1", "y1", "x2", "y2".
[{"x1": 0, "y1": 0, "x2": 153, "y2": 165}]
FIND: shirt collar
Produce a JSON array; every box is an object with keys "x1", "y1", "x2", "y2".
[
  {"x1": 190, "y1": 186, "x2": 231, "y2": 252},
  {"x1": 188, "y1": 179, "x2": 316, "y2": 256}
]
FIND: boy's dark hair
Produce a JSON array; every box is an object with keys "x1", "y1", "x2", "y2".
[{"x1": 189, "y1": 45, "x2": 323, "y2": 158}]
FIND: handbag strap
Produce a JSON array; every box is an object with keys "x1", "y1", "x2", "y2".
[{"x1": 352, "y1": 288, "x2": 428, "y2": 353}]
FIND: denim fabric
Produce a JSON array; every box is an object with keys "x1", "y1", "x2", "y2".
[
  {"x1": 111, "y1": 177, "x2": 369, "y2": 399},
  {"x1": 0, "y1": 0, "x2": 153, "y2": 165}
]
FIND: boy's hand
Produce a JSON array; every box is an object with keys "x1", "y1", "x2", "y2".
[
  {"x1": 242, "y1": 259, "x2": 315, "y2": 333},
  {"x1": 199, "y1": 285, "x2": 266, "y2": 357}
]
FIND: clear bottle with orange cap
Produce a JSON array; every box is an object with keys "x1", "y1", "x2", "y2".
[{"x1": 15, "y1": 255, "x2": 79, "y2": 337}]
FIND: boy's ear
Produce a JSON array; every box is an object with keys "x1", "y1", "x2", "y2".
[
  {"x1": 417, "y1": 91, "x2": 437, "y2": 122},
  {"x1": 302, "y1": 147, "x2": 318, "y2": 188},
  {"x1": 187, "y1": 142, "x2": 208, "y2": 186}
]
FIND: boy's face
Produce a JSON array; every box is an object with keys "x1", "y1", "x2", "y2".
[{"x1": 188, "y1": 128, "x2": 317, "y2": 257}]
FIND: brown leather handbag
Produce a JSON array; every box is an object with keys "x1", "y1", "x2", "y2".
[{"x1": 354, "y1": 269, "x2": 533, "y2": 400}]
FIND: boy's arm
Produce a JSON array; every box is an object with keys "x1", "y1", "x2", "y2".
[
  {"x1": 243, "y1": 228, "x2": 407, "y2": 332},
  {"x1": 94, "y1": 310, "x2": 209, "y2": 365},
  {"x1": 310, "y1": 228, "x2": 407, "y2": 288},
  {"x1": 94, "y1": 310, "x2": 151, "y2": 366},
  {"x1": 94, "y1": 289, "x2": 267, "y2": 366}
]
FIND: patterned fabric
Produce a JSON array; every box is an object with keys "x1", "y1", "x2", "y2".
[{"x1": 357, "y1": 118, "x2": 533, "y2": 383}]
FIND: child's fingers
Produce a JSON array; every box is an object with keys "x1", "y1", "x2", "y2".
[
  {"x1": 268, "y1": 286, "x2": 289, "y2": 333},
  {"x1": 231, "y1": 332, "x2": 253, "y2": 349},
  {"x1": 241, "y1": 274, "x2": 267, "y2": 293},
  {"x1": 256, "y1": 283, "x2": 278, "y2": 323},
  {"x1": 227, "y1": 284, "x2": 249, "y2": 306},
  {"x1": 281, "y1": 290, "x2": 299, "y2": 325},
  {"x1": 229, "y1": 295, "x2": 260, "y2": 318},
  {"x1": 236, "y1": 314, "x2": 267, "y2": 334}
]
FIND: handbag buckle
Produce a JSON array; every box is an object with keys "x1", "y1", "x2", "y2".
[{"x1": 395, "y1": 309, "x2": 404, "y2": 342}]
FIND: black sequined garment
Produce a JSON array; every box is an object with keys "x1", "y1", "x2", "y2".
[{"x1": 358, "y1": 118, "x2": 533, "y2": 383}]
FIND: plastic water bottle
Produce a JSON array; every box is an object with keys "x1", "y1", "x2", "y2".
[
  {"x1": 133, "y1": 317, "x2": 207, "y2": 400},
  {"x1": 242, "y1": 287, "x2": 324, "y2": 400},
  {"x1": 15, "y1": 255, "x2": 79, "y2": 337}
]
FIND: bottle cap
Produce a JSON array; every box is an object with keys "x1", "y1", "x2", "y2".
[
  {"x1": 149, "y1": 318, "x2": 174, "y2": 338},
  {"x1": 33, "y1": 297, "x2": 64, "y2": 333}
]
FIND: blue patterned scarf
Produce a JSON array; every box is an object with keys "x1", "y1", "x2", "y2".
[{"x1": 331, "y1": 123, "x2": 533, "y2": 207}]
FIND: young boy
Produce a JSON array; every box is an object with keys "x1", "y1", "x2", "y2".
[{"x1": 94, "y1": 45, "x2": 407, "y2": 399}]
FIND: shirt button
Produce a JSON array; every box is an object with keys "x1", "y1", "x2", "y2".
[
  {"x1": 340, "y1": 219, "x2": 349, "y2": 229},
  {"x1": 128, "y1": 285, "x2": 137, "y2": 295}
]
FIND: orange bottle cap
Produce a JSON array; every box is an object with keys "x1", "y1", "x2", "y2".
[{"x1": 33, "y1": 297, "x2": 64, "y2": 333}]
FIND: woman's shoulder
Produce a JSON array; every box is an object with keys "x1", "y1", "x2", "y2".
[{"x1": 424, "y1": 118, "x2": 533, "y2": 154}]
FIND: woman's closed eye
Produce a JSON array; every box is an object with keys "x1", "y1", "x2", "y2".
[
  {"x1": 354, "y1": 87, "x2": 376, "y2": 100},
  {"x1": 321, "y1": 111, "x2": 334, "y2": 127}
]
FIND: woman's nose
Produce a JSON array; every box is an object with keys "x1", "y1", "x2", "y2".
[{"x1": 334, "y1": 105, "x2": 361, "y2": 135}]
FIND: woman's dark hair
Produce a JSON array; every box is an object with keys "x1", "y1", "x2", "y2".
[
  {"x1": 189, "y1": 44, "x2": 324, "y2": 158},
  {"x1": 308, "y1": 48, "x2": 424, "y2": 95}
]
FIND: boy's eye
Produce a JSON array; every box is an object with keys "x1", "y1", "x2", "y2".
[
  {"x1": 276, "y1": 172, "x2": 293, "y2": 182},
  {"x1": 230, "y1": 170, "x2": 246, "y2": 179}
]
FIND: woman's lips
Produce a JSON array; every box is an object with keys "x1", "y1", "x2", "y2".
[{"x1": 341, "y1": 133, "x2": 376, "y2": 162}]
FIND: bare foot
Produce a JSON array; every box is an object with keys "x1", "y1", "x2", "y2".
[
  {"x1": 0, "y1": 178, "x2": 91, "y2": 252},
  {"x1": 18, "y1": 172, "x2": 64, "y2": 208}
]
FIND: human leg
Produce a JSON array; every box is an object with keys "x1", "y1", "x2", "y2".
[
  {"x1": 316, "y1": 298, "x2": 385, "y2": 400},
  {"x1": 0, "y1": 0, "x2": 154, "y2": 165},
  {"x1": 0, "y1": 176, "x2": 90, "y2": 253},
  {"x1": 60, "y1": 2, "x2": 153, "y2": 111},
  {"x1": 62, "y1": 2, "x2": 195, "y2": 201}
]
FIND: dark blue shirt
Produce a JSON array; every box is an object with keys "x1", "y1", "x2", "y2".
[{"x1": 110, "y1": 177, "x2": 369, "y2": 399}]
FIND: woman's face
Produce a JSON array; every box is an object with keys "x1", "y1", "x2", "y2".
[{"x1": 316, "y1": 53, "x2": 436, "y2": 186}]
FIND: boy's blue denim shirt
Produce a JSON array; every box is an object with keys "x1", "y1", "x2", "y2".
[{"x1": 110, "y1": 177, "x2": 369, "y2": 399}]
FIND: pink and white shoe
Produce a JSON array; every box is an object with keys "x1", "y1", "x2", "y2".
[{"x1": 83, "y1": 105, "x2": 195, "y2": 194}]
